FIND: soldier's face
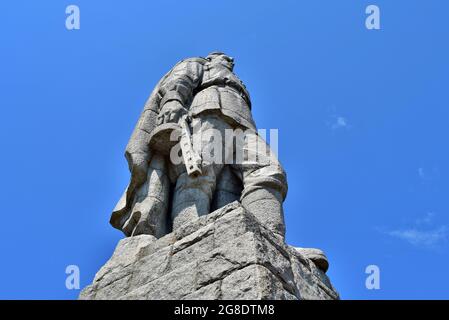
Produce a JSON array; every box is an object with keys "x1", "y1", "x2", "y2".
[{"x1": 211, "y1": 55, "x2": 234, "y2": 70}]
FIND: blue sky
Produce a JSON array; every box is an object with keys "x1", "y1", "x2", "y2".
[{"x1": 1, "y1": 0, "x2": 448, "y2": 299}]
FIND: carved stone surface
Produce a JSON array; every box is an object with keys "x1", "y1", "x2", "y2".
[
  {"x1": 80, "y1": 202, "x2": 339, "y2": 300},
  {"x1": 81, "y1": 52, "x2": 339, "y2": 300},
  {"x1": 110, "y1": 52, "x2": 288, "y2": 240}
]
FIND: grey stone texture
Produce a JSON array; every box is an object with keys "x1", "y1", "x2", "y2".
[
  {"x1": 82, "y1": 52, "x2": 339, "y2": 300},
  {"x1": 110, "y1": 52, "x2": 287, "y2": 240},
  {"x1": 80, "y1": 202, "x2": 339, "y2": 300}
]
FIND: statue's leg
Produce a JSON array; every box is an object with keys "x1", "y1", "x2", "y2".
[
  {"x1": 123, "y1": 154, "x2": 170, "y2": 238},
  {"x1": 211, "y1": 165, "x2": 242, "y2": 211},
  {"x1": 170, "y1": 114, "x2": 225, "y2": 230},
  {"x1": 171, "y1": 167, "x2": 217, "y2": 230},
  {"x1": 232, "y1": 132, "x2": 288, "y2": 239}
]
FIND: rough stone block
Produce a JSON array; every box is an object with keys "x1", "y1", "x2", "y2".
[{"x1": 79, "y1": 202, "x2": 339, "y2": 300}]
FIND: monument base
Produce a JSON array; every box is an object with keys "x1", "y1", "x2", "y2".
[{"x1": 79, "y1": 202, "x2": 339, "y2": 300}]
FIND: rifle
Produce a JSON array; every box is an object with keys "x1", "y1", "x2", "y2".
[{"x1": 179, "y1": 115, "x2": 202, "y2": 177}]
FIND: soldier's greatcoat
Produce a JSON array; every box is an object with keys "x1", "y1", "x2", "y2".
[{"x1": 111, "y1": 55, "x2": 287, "y2": 237}]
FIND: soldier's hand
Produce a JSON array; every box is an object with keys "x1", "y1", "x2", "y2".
[{"x1": 157, "y1": 101, "x2": 187, "y2": 125}]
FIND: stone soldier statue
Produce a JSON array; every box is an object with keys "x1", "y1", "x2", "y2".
[{"x1": 110, "y1": 52, "x2": 288, "y2": 240}]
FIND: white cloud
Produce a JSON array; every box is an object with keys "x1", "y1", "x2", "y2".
[
  {"x1": 418, "y1": 167, "x2": 425, "y2": 179},
  {"x1": 386, "y1": 226, "x2": 448, "y2": 248},
  {"x1": 418, "y1": 166, "x2": 440, "y2": 182},
  {"x1": 414, "y1": 212, "x2": 435, "y2": 226},
  {"x1": 333, "y1": 116, "x2": 348, "y2": 129},
  {"x1": 327, "y1": 114, "x2": 350, "y2": 131},
  {"x1": 380, "y1": 212, "x2": 448, "y2": 249}
]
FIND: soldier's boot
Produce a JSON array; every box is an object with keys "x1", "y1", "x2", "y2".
[{"x1": 241, "y1": 187, "x2": 286, "y2": 240}]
